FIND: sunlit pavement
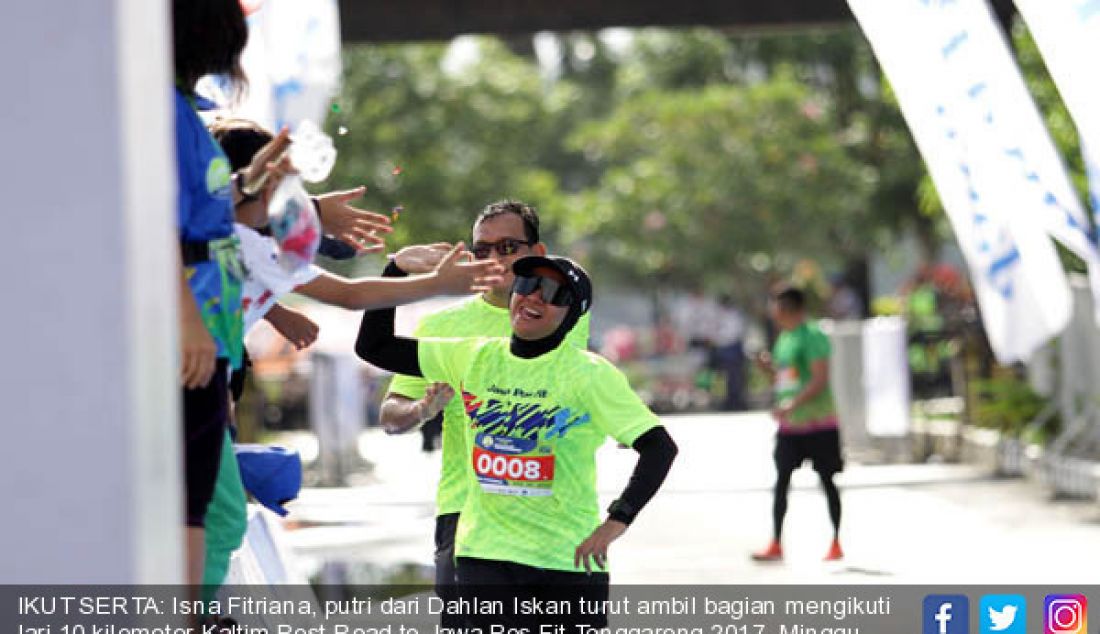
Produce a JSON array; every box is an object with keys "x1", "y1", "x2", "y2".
[{"x1": 283, "y1": 412, "x2": 1100, "y2": 584}]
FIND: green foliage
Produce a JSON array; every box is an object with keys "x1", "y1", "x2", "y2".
[
  {"x1": 569, "y1": 74, "x2": 870, "y2": 290},
  {"x1": 618, "y1": 29, "x2": 736, "y2": 93},
  {"x1": 325, "y1": 28, "x2": 933, "y2": 290},
  {"x1": 324, "y1": 40, "x2": 575, "y2": 252},
  {"x1": 970, "y1": 374, "x2": 1049, "y2": 438}
]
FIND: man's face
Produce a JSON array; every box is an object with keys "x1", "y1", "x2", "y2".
[
  {"x1": 769, "y1": 300, "x2": 800, "y2": 330},
  {"x1": 471, "y1": 214, "x2": 544, "y2": 296},
  {"x1": 510, "y1": 266, "x2": 571, "y2": 341}
]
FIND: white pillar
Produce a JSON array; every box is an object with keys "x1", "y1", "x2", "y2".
[
  {"x1": 310, "y1": 352, "x2": 365, "y2": 486},
  {"x1": 0, "y1": 0, "x2": 182, "y2": 582}
]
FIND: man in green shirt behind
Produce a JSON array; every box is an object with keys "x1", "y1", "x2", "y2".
[
  {"x1": 379, "y1": 201, "x2": 589, "y2": 624},
  {"x1": 753, "y1": 285, "x2": 844, "y2": 563}
]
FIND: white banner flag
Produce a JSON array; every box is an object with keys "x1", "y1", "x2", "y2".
[
  {"x1": 1012, "y1": 1, "x2": 1100, "y2": 143},
  {"x1": 199, "y1": 0, "x2": 342, "y2": 132},
  {"x1": 1087, "y1": 142, "x2": 1100, "y2": 225},
  {"x1": 241, "y1": 0, "x2": 342, "y2": 131},
  {"x1": 848, "y1": 0, "x2": 1072, "y2": 363},
  {"x1": 1013, "y1": 0, "x2": 1100, "y2": 320}
]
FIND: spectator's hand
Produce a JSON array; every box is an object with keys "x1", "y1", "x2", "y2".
[
  {"x1": 180, "y1": 310, "x2": 217, "y2": 389},
  {"x1": 414, "y1": 383, "x2": 456, "y2": 423},
  {"x1": 243, "y1": 126, "x2": 294, "y2": 196},
  {"x1": 264, "y1": 304, "x2": 319, "y2": 350},
  {"x1": 432, "y1": 243, "x2": 505, "y2": 295},
  {"x1": 574, "y1": 520, "x2": 627, "y2": 572},
  {"x1": 771, "y1": 403, "x2": 794, "y2": 420},
  {"x1": 394, "y1": 243, "x2": 453, "y2": 274},
  {"x1": 314, "y1": 186, "x2": 393, "y2": 254}
]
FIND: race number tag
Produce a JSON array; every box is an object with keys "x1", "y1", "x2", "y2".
[
  {"x1": 472, "y1": 433, "x2": 554, "y2": 496},
  {"x1": 776, "y1": 367, "x2": 800, "y2": 393}
]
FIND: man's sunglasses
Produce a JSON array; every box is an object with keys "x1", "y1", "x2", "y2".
[
  {"x1": 470, "y1": 238, "x2": 532, "y2": 259},
  {"x1": 512, "y1": 275, "x2": 574, "y2": 307}
]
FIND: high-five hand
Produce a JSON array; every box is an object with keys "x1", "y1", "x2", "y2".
[
  {"x1": 432, "y1": 243, "x2": 505, "y2": 295},
  {"x1": 314, "y1": 186, "x2": 394, "y2": 254}
]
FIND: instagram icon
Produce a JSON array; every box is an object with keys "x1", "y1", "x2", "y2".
[{"x1": 1045, "y1": 595, "x2": 1087, "y2": 634}]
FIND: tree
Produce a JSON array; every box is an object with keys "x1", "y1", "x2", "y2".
[
  {"x1": 567, "y1": 70, "x2": 870, "y2": 300},
  {"x1": 322, "y1": 28, "x2": 930, "y2": 306},
  {"x1": 322, "y1": 39, "x2": 573, "y2": 270}
]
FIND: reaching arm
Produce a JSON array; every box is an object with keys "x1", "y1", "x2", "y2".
[
  {"x1": 295, "y1": 243, "x2": 501, "y2": 310},
  {"x1": 353, "y1": 261, "x2": 423, "y2": 377},
  {"x1": 376, "y1": 244, "x2": 459, "y2": 433},
  {"x1": 312, "y1": 186, "x2": 393, "y2": 253}
]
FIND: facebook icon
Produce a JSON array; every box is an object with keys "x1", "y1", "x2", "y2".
[{"x1": 925, "y1": 595, "x2": 970, "y2": 634}]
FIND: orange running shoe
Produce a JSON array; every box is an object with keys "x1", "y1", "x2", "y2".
[
  {"x1": 751, "y1": 540, "x2": 783, "y2": 562},
  {"x1": 824, "y1": 539, "x2": 844, "y2": 561}
]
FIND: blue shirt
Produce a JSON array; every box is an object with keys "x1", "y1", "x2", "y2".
[
  {"x1": 175, "y1": 89, "x2": 234, "y2": 241},
  {"x1": 175, "y1": 88, "x2": 243, "y2": 367}
]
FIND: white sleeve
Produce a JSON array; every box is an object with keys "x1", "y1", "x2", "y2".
[{"x1": 236, "y1": 225, "x2": 321, "y2": 333}]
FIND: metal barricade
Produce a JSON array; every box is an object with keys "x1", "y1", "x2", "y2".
[{"x1": 1047, "y1": 276, "x2": 1100, "y2": 497}]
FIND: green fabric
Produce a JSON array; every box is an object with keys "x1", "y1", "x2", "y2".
[
  {"x1": 772, "y1": 321, "x2": 836, "y2": 425},
  {"x1": 387, "y1": 297, "x2": 589, "y2": 516},
  {"x1": 417, "y1": 336, "x2": 658, "y2": 572},
  {"x1": 202, "y1": 430, "x2": 248, "y2": 601}
]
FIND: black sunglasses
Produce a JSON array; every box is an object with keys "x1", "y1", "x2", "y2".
[
  {"x1": 471, "y1": 238, "x2": 532, "y2": 259},
  {"x1": 512, "y1": 275, "x2": 574, "y2": 307}
]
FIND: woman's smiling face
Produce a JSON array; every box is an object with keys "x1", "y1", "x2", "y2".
[{"x1": 510, "y1": 266, "x2": 570, "y2": 341}]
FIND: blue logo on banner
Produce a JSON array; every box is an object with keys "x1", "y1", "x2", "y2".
[
  {"x1": 980, "y1": 595, "x2": 1025, "y2": 634},
  {"x1": 925, "y1": 595, "x2": 970, "y2": 634}
]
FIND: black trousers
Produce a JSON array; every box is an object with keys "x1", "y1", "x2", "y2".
[
  {"x1": 456, "y1": 556, "x2": 609, "y2": 628},
  {"x1": 435, "y1": 513, "x2": 462, "y2": 627},
  {"x1": 182, "y1": 359, "x2": 229, "y2": 527}
]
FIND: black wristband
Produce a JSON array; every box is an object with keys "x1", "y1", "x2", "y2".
[
  {"x1": 607, "y1": 499, "x2": 637, "y2": 525},
  {"x1": 383, "y1": 260, "x2": 409, "y2": 278}
]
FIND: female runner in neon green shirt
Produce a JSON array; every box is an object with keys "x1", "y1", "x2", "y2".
[{"x1": 356, "y1": 254, "x2": 678, "y2": 628}]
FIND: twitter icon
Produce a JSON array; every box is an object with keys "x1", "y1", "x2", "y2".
[{"x1": 980, "y1": 595, "x2": 1026, "y2": 634}]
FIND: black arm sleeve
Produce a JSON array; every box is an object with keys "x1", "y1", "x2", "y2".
[
  {"x1": 353, "y1": 261, "x2": 423, "y2": 377},
  {"x1": 608, "y1": 426, "x2": 678, "y2": 525}
]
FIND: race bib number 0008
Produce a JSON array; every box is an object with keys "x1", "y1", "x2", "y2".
[{"x1": 472, "y1": 433, "x2": 554, "y2": 497}]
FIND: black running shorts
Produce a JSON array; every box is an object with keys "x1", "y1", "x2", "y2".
[{"x1": 774, "y1": 427, "x2": 844, "y2": 475}]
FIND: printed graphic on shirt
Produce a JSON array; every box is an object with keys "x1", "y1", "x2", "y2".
[
  {"x1": 206, "y1": 156, "x2": 231, "y2": 198},
  {"x1": 186, "y1": 235, "x2": 245, "y2": 369},
  {"x1": 417, "y1": 336, "x2": 660, "y2": 572},
  {"x1": 387, "y1": 299, "x2": 590, "y2": 516},
  {"x1": 461, "y1": 386, "x2": 593, "y2": 497}
]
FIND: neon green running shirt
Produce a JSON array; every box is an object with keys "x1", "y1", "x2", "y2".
[
  {"x1": 387, "y1": 297, "x2": 589, "y2": 516},
  {"x1": 772, "y1": 320, "x2": 837, "y2": 429},
  {"x1": 417, "y1": 336, "x2": 659, "y2": 572}
]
